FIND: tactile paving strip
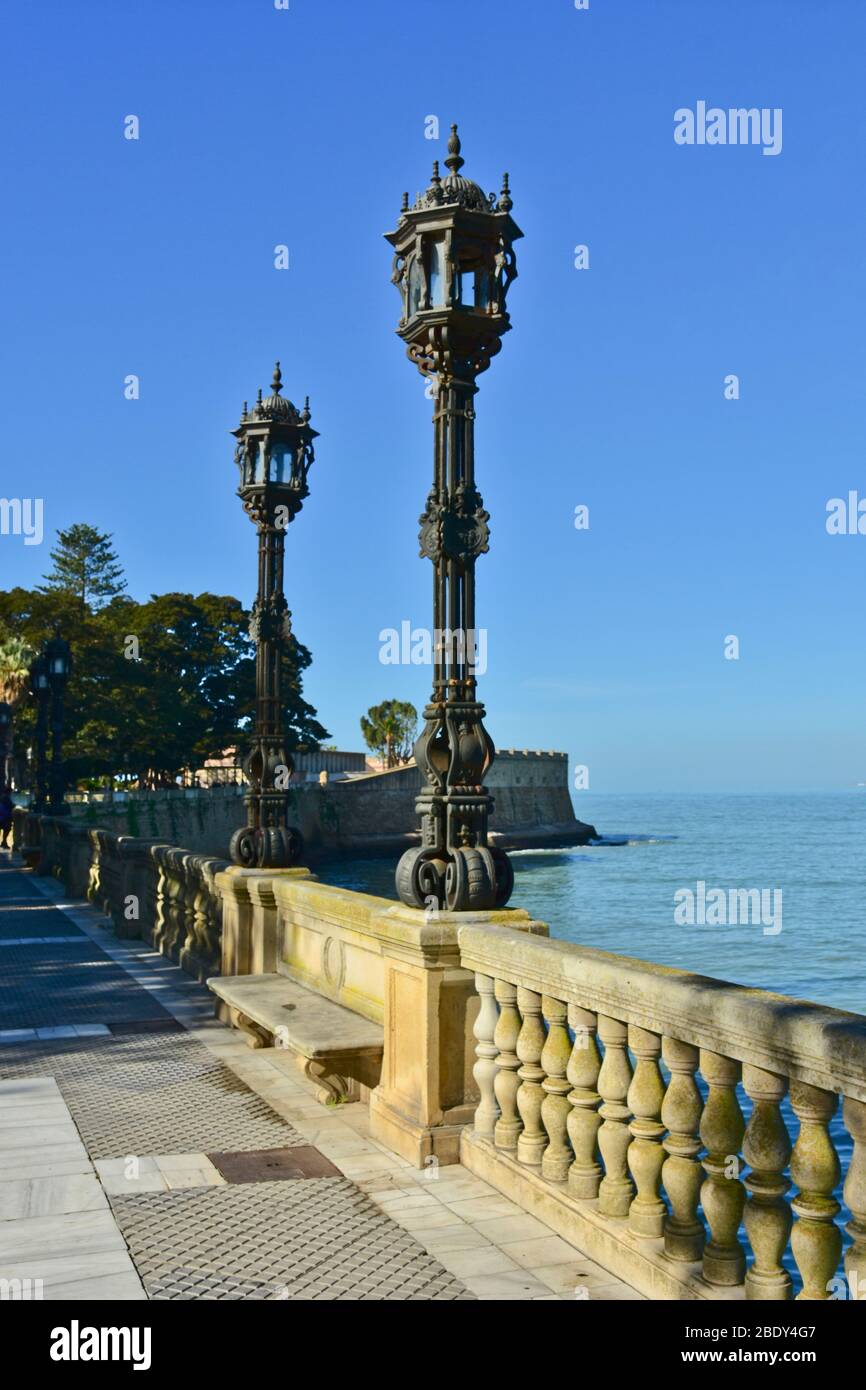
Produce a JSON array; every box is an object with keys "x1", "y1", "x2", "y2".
[
  {"x1": 111, "y1": 1181, "x2": 475, "y2": 1301},
  {"x1": 0, "y1": 1031, "x2": 306, "y2": 1157}
]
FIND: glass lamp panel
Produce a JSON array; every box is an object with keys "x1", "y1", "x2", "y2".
[
  {"x1": 271, "y1": 444, "x2": 293, "y2": 485},
  {"x1": 429, "y1": 240, "x2": 445, "y2": 307},
  {"x1": 408, "y1": 257, "x2": 422, "y2": 316},
  {"x1": 255, "y1": 441, "x2": 267, "y2": 484},
  {"x1": 459, "y1": 270, "x2": 477, "y2": 308}
]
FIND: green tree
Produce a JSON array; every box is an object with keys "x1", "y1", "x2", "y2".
[
  {"x1": 0, "y1": 585, "x2": 329, "y2": 789},
  {"x1": 360, "y1": 700, "x2": 418, "y2": 769},
  {"x1": 0, "y1": 629, "x2": 34, "y2": 706},
  {"x1": 39, "y1": 524, "x2": 126, "y2": 614},
  {"x1": 0, "y1": 627, "x2": 35, "y2": 790}
]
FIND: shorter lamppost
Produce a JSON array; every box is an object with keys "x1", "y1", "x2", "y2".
[
  {"x1": 29, "y1": 653, "x2": 50, "y2": 812},
  {"x1": 45, "y1": 629, "x2": 72, "y2": 815},
  {"x1": 229, "y1": 362, "x2": 317, "y2": 869},
  {"x1": 0, "y1": 702, "x2": 10, "y2": 788}
]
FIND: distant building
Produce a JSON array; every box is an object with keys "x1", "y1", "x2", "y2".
[{"x1": 182, "y1": 748, "x2": 369, "y2": 788}]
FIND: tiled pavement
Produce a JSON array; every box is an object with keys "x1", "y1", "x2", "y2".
[{"x1": 0, "y1": 855, "x2": 640, "y2": 1301}]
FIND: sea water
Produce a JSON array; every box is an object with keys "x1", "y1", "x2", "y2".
[{"x1": 320, "y1": 791, "x2": 866, "y2": 1014}]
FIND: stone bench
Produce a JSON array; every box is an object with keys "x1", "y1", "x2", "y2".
[{"x1": 208, "y1": 972, "x2": 384, "y2": 1106}]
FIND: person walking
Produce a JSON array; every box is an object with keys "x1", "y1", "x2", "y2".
[{"x1": 0, "y1": 787, "x2": 13, "y2": 849}]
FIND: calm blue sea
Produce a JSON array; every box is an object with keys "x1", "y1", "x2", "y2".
[{"x1": 319, "y1": 791, "x2": 866, "y2": 1015}]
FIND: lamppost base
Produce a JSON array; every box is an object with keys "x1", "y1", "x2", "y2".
[
  {"x1": 395, "y1": 843, "x2": 513, "y2": 912},
  {"x1": 229, "y1": 824, "x2": 304, "y2": 869}
]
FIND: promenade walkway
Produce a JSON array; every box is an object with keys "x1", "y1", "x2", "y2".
[{"x1": 0, "y1": 856, "x2": 638, "y2": 1302}]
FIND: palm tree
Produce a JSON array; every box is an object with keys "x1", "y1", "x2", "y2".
[
  {"x1": 360, "y1": 700, "x2": 418, "y2": 770},
  {"x1": 0, "y1": 631, "x2": 34, "y2": 788},
  {"x1": 0, "y1": 632, "x2": 33, "y2": 705}
]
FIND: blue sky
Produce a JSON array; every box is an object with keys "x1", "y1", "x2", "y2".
[{"x1": 2, "y1": 0, "x2": 864, "y2": 791}]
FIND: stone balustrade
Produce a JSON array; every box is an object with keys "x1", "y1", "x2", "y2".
[
  {"x1": 458, "y1": 922, "x2": 866, "y2": 1302},
  {"x1": 149, "y1": 844, "x2": 228, "y2": 978}
]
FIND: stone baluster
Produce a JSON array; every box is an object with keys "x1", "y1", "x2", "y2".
[
  {"x1": 566, "y1": 1004, "x2": 603, "y2": 1200},
  {"x1": 540, "y1": 996, "x2": 573, "y2": 1182},
  {"x1": 516, "y1": 987, "x2": 548, "y2": 1167},
  {"x1": 843, "y1": 1097, "x2": 866, "y2": 1301},
  {"x1": 789, "y1": 1082, "x2": 841, "y2": 1300},
  {"x1": 699, "y1": 1049, "x2": 746, "y2": 1285},
  {"x1": 152, "y1": 850, "x2": 170, "y2": 953},
  {"x1": 627, "y1": 1026, "x2": 667, "y2": 1237},
  {"x1": 742, "y1": 1064, "x2": 793, "y2": 1300},
  {"x1": 597, "y1": 1015, "x2": 635, "y2": 1218},
  {"x1": 493, "y1": 979, "x2": 523, "y2": 1151},
  {"x1": 661, "y1": 1037, "x2": 705, "y2": 1261},
  {"x1": 472, "y1": 973, "x2": 500, "y2": 1140}
]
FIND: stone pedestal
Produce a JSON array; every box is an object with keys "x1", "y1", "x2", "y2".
[
  {"x1": 216, "y1": 866, "x2": 315, "y2": 979},
  {"x1": 368, "y1": 904, "x2": 547, "y2": 1168}
]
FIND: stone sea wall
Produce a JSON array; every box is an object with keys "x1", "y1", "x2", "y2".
[{"x1": 59, "y1": 750, "x2": 592, "y2": 860}]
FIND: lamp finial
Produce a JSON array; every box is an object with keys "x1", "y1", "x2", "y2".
[{"x1": 445, "y1": 123, "x2": 464, "y2": 175}]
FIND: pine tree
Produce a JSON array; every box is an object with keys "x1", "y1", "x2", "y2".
[{"x1": 40, "y1": 524, "x2": 126, "y2": 614}]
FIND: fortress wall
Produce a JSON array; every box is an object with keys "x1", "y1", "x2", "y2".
[{"x1": 62, "y1": 750, "x2": 582, "y2": 859}]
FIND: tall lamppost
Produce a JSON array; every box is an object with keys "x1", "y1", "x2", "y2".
[
  {"x1": 29, "y1": 652, "x2": 50, "y2": 812},
  {"x1": 386, "y1": 124, "x2": 521, "y2": 912},
  {"x1": 229, "y1": 362, "x2": 317, "y2": 869},
  {"x1": 46, "y1": 628, "x2": 72, "y2": 815}
]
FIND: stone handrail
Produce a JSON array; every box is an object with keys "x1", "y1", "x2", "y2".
[{"x1": 459, "y1": 921, "x2": 866, "y2": 1302}]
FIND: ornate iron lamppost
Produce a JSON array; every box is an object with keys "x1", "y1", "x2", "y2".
[
  {"x1": 46, "y1": 628, "x2": 72, "y2": 815},
  {"x1": 386, "y1": 125, "x2": 521, "y2": 912},
  {"x1": 229, "y1": 363, "x2": 317, "y2": 869},
  {"x1": 29, "y1": 652, "x2": 50, "y2": 812}
]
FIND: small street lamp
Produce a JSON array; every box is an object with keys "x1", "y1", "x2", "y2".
[
  {"x1": 46, "y1": 628, "x2": 72, "y2": 815},
  {"x1": 229, "y1": 362, "x2": 318, "y2": 868},
  {"x1": 385, "y1": 125, "x2": 522, "y2": 911},
  {"x1": 29, "y1": 652, "x2": 50, "y2": 813},
  {"x1": 0, "y1": 702, "x2": 11, "y2": 787}
]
